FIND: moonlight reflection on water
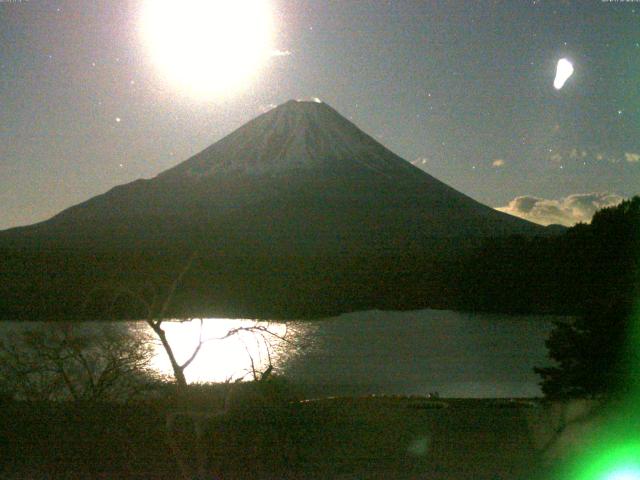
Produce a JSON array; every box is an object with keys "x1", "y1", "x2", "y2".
[
  {"x1": 139, "y1": 310, "x2": 557, "y2": 398},
  {"x1": 0, "y1": 310, "x2": 556, "y2": 397},
  {"x1": 143, "y1": 319, "x2": 308, "y2": 383}
]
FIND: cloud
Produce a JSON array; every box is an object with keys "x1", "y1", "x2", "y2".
[
  {"x1": 496, "y1": 193, "x2": 625, "y2": 227},
  {"x1": 259, "y1": 103, "x2": 277, "y2": 113},
  {"x1": 412, "y1": 157, "x2": 429, "y2": 166},
  {"x1": 546, "y1": 147, "x2": 639, "y2": 165},
  {"x1": 270, "y1": 49, "x2": 292, "y2": 57},
  {"x1": 492, "y1": 159, "x2": 505, "y2": 168},
  {"x1": 625, "y1": 152, "x2": 640, "y2": 163}
]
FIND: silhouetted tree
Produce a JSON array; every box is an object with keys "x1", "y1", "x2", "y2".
[
  {"x1": 83, "y1": 252, "x2": 202, "y2": 392},
  {"x1": 535, "y1": 197, "x2": 640, "y2": 399},
  {"x1": 535, "y1": 303, "x2": 632, "y2": 398},
  {"x1": 86, "y1": 252, "x2": 297, "y2": 393},
  {"x1": 0, "y1": 322, "x2": 162, "y2": 401}
]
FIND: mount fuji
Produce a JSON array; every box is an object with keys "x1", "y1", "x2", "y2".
[{"x1": 0, "y1": 100, "x2": 547, "y2": 319}]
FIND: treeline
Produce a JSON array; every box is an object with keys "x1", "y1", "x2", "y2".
[
  {"x1": 528, "y1": 197, "x2": 640, "y2": 398},
  {"x1": 0, "y1": 199, "x2": 637, "y2": 321},
  {"x1": 454, "y1": 196, "x2": 640, "y2": 316}
]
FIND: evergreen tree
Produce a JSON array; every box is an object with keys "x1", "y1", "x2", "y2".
[{"x1": 535, "y1": 197, "x2": 640, "y2": 399}]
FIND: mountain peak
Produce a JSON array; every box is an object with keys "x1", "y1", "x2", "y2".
[
  {"x1": 161, "y1": 98, "x2": 416, "y2": 179},
  {"x1": 255, "y1": 99, "x2": 330, "y2": 122},
  {"x1": 280, "y1": 98, "x2": 325, "y2": 107},
  {"x1": 261, "y1": 98, "x2": 335, "y2": 128}
]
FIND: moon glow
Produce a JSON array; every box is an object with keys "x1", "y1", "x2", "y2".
[
  {"x1": 554, "y1": 58, "x2": 574, "y2": 90},
  {"x1": 141, "y1": 0, "x2": 274, "y2": 100}
]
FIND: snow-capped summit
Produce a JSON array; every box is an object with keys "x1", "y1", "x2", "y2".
[{"x1": 160, "y1": 99, "x2": 417, "y2": 179}]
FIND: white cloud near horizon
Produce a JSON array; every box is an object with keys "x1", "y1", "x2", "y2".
[
  {"x1": 496, "y1": 193, "x2": 625, "y2": 227},
  {"x1": 545, "y1": 147, "x2": 640, "y2": 165}
]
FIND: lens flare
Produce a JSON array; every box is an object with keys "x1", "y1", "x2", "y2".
[
  {"x1": 605, "y1": 467, "x2": 640, "y2": 480},
  {"x1": 554, "y1": 58, "x2": 574, "y2": 90},
  {"x1": 563, "y1": 433, "x2": 640, "y2": 480}
]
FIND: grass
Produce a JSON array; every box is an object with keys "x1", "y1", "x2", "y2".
[
  {"x1": 208, "y1": 396, "x2": 543, "y2": 479},
  {"x1": 1, "y1": 392, "x2": 547, "y2": 479}
]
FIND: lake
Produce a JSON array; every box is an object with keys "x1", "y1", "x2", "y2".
[
  {"x1": 0, "y1": 309, "x2": 560, "y2": 399},
  {"x1": 271, "y1": 309, "x2": 559, "y2": 398}
]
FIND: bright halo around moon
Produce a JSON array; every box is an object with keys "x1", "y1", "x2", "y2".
[{"x1": 141, "y1": 0, "x2": 274, "y2": 100}]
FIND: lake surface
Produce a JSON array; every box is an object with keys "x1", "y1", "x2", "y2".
[
  {"x1": 0, "y1": 309, "x2": 560, "y2": 398},
  {"x1": 272, "y1": 309, "x2": 558, "y2": 398}
]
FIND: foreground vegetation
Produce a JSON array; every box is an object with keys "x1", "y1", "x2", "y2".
[
  {"x1": 1, "y1": 391, "x2": 549, "y2": 480},
  {"x1": 533, "y1": 197, "x2": 640, "y2": 399}
]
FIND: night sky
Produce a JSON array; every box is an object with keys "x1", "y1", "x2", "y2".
[{"x1": 1, "y1": 0, "x2": 638, "y2": 230}]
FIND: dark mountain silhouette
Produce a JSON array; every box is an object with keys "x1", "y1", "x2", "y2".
[{"x1": 0, "y1": 100, "x2": 550, "y2": 320}]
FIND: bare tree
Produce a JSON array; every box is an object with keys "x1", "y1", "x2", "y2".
[
  {"x1": 88, "y1": 252, "x2": 298, "y2": 391},
  {"x1": 84, "y1": 253, "x2": 304, "y2": 479},
  {"x1": 86, "y1": 252, "x2": 201, "y2": 391},
  {"x1": 0, "y1": 322, "x2": 162, "y2": 402}
]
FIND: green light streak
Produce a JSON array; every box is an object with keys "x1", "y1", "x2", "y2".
[
  {"x1": 570, "y1": 441, "x2": 640, "y2": 480},
  {"x1": 555, "y1": 301, "x2": 640, "y2": 480},
  {"x1": 557, "y1": 200, "x2": 640, "y2": 479}
]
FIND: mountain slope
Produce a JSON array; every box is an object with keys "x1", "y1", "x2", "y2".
[
  {"x1": 0, "y1": 100, "x2": 548, "y2": 319},
  {"x1": 1, "y1": 100, "x2": 542, "y2": 250}
]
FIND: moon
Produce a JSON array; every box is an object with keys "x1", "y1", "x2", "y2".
[
  {"x1": 553, "y1": 58, "x2": 574, "y2": 90},
  {"x1": 141, "y1": 0, "x2": 274, "y2": 100}
]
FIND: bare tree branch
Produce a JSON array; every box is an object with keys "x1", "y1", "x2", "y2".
[
  {"x1": 179, "y1": 319, "x2": 204, "y2": 371},
  {"x1": 217, "y1": 324, "x2": 291, "y2": 343},
  {"x1": 0, "y1": 324, "x2": 162, "y2": 402},
  {"x1": 158, "y1": 251, "x2": 198, "y2": 321}
]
